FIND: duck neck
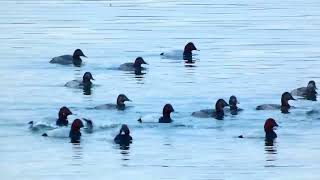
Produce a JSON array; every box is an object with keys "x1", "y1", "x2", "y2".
[
  {"x1": 265, "y1": 129, "x2": 277, "y2": 140},
  {"x1": 133, "y1": 62, "x2": 142, "y2": 68},
  {"x1": 281, "y1": 99, "x2": 290, "y2": 107},
  {"x1": 230, "y1": 105, "x2": 238, "y2": 111},
  {"x1": 82, "y1": 79, "x2": 92, "y2": 86},
  {"x1": 163, "y1": 112, "x2": 171, "y2": 119},
  {"x1": 116, "y1": 102, "x2": 125, "y2": 110}
]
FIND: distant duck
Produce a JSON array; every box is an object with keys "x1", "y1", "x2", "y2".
[
  {"x1": 256, "y1": 92, "x2": 295, "y2": 114},
  {"x1": 160, "y1": 42, "x2": 198, "y2": 62},
  {"x1": 69, "y1": 119, "x2": 84, "y2": 143},
  {"x1": 225, "y1": 95, "x2": 243, "y2": 115},
  {"x1": 192, "y1": 99, "x2": 229, "y2": 120},
  {"x1": 119, "y1": 57, "x2": 148, "y2": 71},
  {"x1": 56, "y1": 106, "x2": 73, "y2": 126},
  {"x1": 114, "y1": 124, "x2": 132, "y2": 146},
  {"x1": 50, "y1": 49, "x2": 87, "y2": 67},
  {"x1": 264, "y1": 118, "x2": 279, "y2": 141},
  {"x1": 291, "y1": 80, "x2": 317, "y2": 101},
  {"x1": 65, "y1": 72, "x2": 95, "y2": 89},
  {"x1": 95, "y1": 94, "x2": 131, "y2": 110},
  {"x1": 159, "y1": 104, "x2": 175, "y2": 123}
]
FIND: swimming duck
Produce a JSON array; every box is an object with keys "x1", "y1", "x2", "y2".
[
  {"x1": 264, "y1": 118, "x2": 279, "y2": 141},
  {"x1": 256, "y1": 92, "x2": 295, "y2": 113},
  {"x1": 69, "y1": 119, "x2": 84, "y2": 143},
  {"x1": 50, "y1": 49, "x2": 87, "y2": 67},
  {"x1": 95, "y1": 94, "x2": 131, "y2": 110},
  {"x1": 291, "y1": 80, "x2": 317, "y2": 101},
  {"x1": 83, "y1": 118, "x2": 93, "y2": 134},
  {"x1": 114, "y1": 124, "x2": 132, "y2": 146},
  {"x1": 65, "y1": 72, "x2": 95, "y2": 89},
  {"x1": 192, "y1": 99, "x2": 229, "y2": 120},
  {"x1": 160, "y1": 42, "x2": 198, "y2": 62},
  {"x1": 225, "y1": 95, "x2": 243, "y2": 115},
  {"x1": 119, "y1": 57, "x2": 148, "y2": 71},
  {"x1": 56, "y1": 106, "x2": 72, "y2": 126},
  {"x1": 159, "y1": 104, "x2": 175, "y2": 123},
  {"x1": 183, "y1": 42, "x2": 198, "y2": 63}
]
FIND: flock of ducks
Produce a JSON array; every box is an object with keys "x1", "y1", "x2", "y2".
[{"x1": 30, "y1": 42, "x2": 318, "y2": 147}]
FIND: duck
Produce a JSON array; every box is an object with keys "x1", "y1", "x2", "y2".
[
  {"x1": 69, "y1": 119, "x2": 84, "y2": 143},
  {"x1": 192, "y1": 99, "x2": 229, "y2": 120},
  {"x1": 159, "y1": 104, "x2": 175, "y2": 123},
  {"x1": 95, "y1": 94, "x2": 131, "y2": 111},
  {"x1": 114, "y1": 124, "x2": 132, "y2": 146},
  {"x1": 83, "y1": 118, "x2": 93, "y2": 134},
  {"x1": 65, "y1": 72, "x2": 94, "y2": 89},
  {"x1": 291, "y1": 80, "x2": 317, "y2": 101},
  {"x1": 264, "y1": 118, "x2": 279, "y2": 141},
  {"x1": 225, "y1": 95, "x2": 243, "y2": 115},
  {"x1": 42, "y1": 119, "x2": 91, "y2": 138},
  {"x1": 238, "y1": 118, "x2": 278, "y2": 141},
  {"x1": 256, "y1": 92, "x2": 295, "y2": 113},
  {"x1": 160, "y1": 42, "x2": 198, "y2": 62},
  {"x1": 50, "y1": 49, "x2": 87, "y2": 67},
  {"x1": 119, "y1": 57, "x2": 148, "y2": 71},
  {"x1": 56, "y1": 106, "x2": 73, "y2": 126}
]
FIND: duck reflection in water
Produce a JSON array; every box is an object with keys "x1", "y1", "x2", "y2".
[{"x1": 114, "y1": 124, "x2": 132, "y2": 150}]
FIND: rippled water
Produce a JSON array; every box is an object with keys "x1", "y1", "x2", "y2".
[{"x1": 1, "y1": 0, "x2": 320, "y2": 179}]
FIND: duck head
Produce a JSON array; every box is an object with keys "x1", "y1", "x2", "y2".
[
  {"x1": 119, "y1": 124, "x2": 130, "y2": 135},
  {"x1": 281, "y1": 92, "x2": 295, "y2": 107},
  {"x1": 215, "y1": 99, "x2": 229, "y2": 113},
  {"x1": 73, "y1": 49, "x2": 87, "y2": 59},
  {"x1": 229, "y1": 95, "x2": 239, "y2": 110},
  {"x1": 133, "y1": 57, "x2": 148, "y2": 68},
  {"x1": 116, "y1": 94, "x2": 131, "y2": 110},
  {"x1": 264, "y1": 118, "x2": 278, "y2": 132},
  {"x1": 71, "y1": 119, "x2": 84, "y2": 131},
  {"x1": 58, "y1": 106, "x2": 72, "y2": 120},
  {"x1": 184, "y1": 42, "x2": 197, "y2": 54},
  {"x1": 307, "y1": 80, "x2": 317, "y2": 92},
  {"x1": 82, "y1": 72, "x2": 94, "y2": 84},
  {"x1": 163, "y1": 104, "x2": 175, "y2": 119}
]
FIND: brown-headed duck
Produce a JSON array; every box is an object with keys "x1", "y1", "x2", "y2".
[
  {"x1": 225, "y1": 95, "x2": 243, "y2": 115},
  {"x1": 256, "y1": 92, "x2": 295, "y2": 114},
  {"x1": 114, "y1": 124, "x2": 133, "y2": 146},
  {"x1": 192, "y1": 99, "x2": 229, "y2": 120},
  {"x1": 65, "y1": 72, "x2": 95, "y2": 89},
  {"x1": 160, "y1": 42, "x2": 198, "y2": 62},
  {"x1": 159, "y1": 104, "x2": 175, "y2": 123},
  {"x1": 291, "y1": 80, "x2": 317, "y2": 101},
  {"x1": 95, "y1": 94, "x2": 131, "y2": 111},
  {"x1": 50, "y1": 49, "x2": 86, "y2": 67},
  {"x1": 119, "y1": 57, "x2": 148, "y2": 71}
]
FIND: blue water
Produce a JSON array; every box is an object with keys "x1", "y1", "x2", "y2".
[{"x1": 1, "y1": 0, "x2": 320, "y2": 179}]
